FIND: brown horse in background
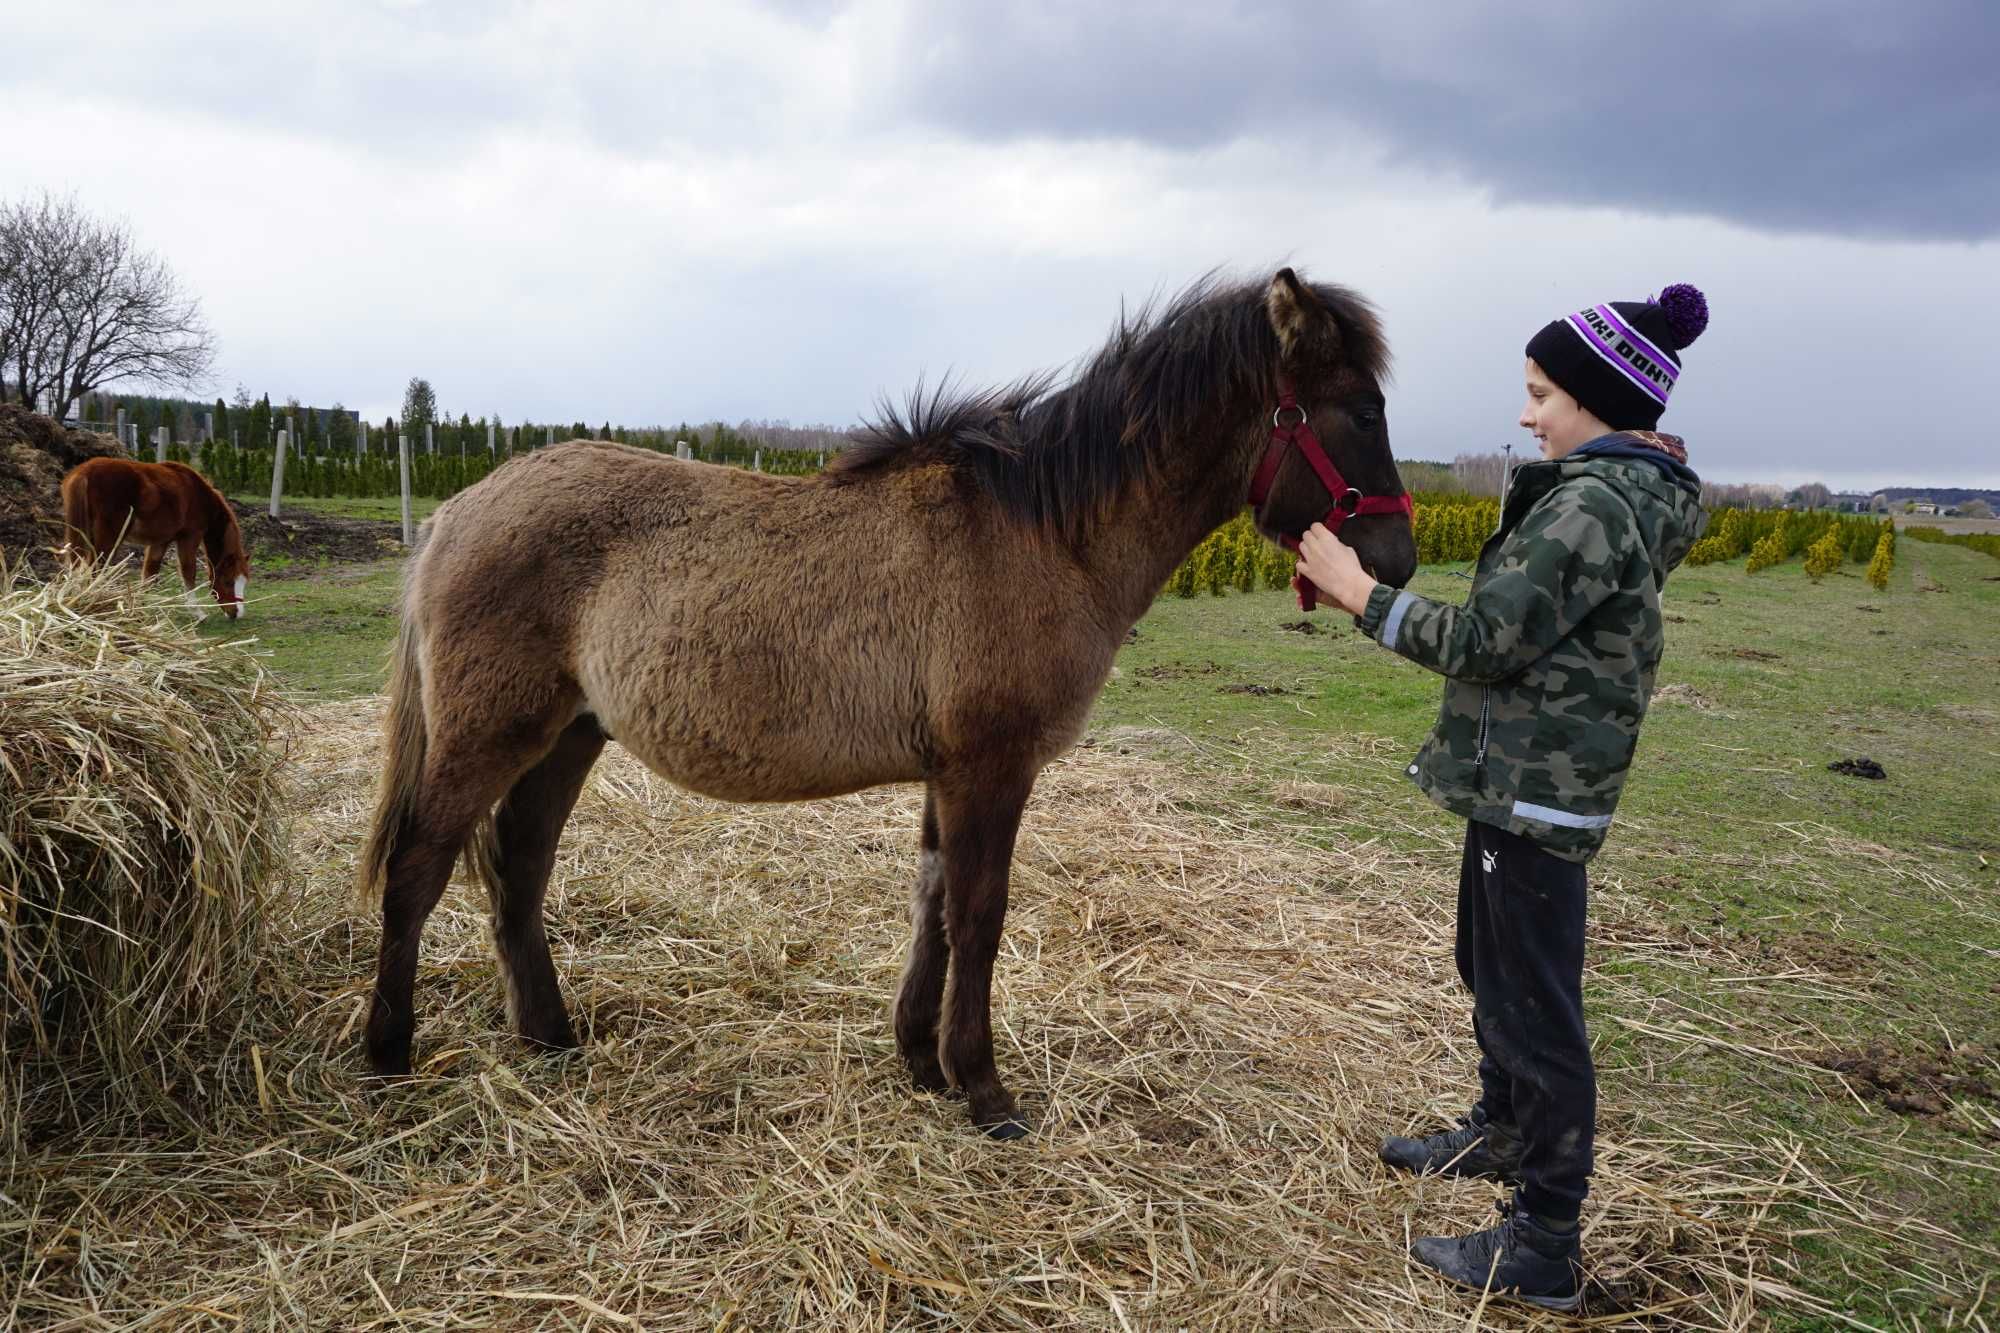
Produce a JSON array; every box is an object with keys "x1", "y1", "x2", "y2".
[
  {"x1": 61, "y1": 457, "x2": 250, "y2": 619},
  {"x1": 356, "y1": 268, "x2": 1418, "y2": 1137}
]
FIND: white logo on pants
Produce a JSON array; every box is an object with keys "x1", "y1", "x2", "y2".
[{"x1": 1481, "y1": 849, "x2": 1497, "y2": 875}]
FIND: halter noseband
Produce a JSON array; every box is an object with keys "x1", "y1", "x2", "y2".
[{"x1": 1246, "y1": 377, "x2": 1413, "y2": 610}]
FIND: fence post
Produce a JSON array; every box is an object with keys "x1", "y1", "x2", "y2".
[
  {"x1": 487, "y1": 421, "x2": 495, "y2": 454},
  {"x1": 269, "y1": 428, "x2": 289, "y2": 518},
  {"x1": 676, "y1": 440, "x2": 689, "y2": 460},
  {"x1": 509, "y1": 427, "x2": 517, "y2": 455},
  {"x1": 359, "y1": 420, "x2": 367, "y2": 459},
  {"x1": 154, "y1": 426, "x2": 169, "y2": 463},
  {"x1": 426, "y1": 422, "x2": 435, "y2": 456},
  {"x1": 287, "y1": 414, "x2": 296, "y2": 458},
  {"x1": 115, "y1": 408, "x2": 127, "y2": 450},
  {"x1": 399, "y1": 433, "x2": 413, "y2": 545},
  {"x1": 752, "y1": 449, "x2": 761, "y2": 472}
]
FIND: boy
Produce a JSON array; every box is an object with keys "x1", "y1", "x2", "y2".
[{"x1": 1295, "y1": 284, "x2": 1710, "y2": 1311}]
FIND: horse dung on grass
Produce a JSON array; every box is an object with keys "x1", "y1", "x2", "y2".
[
  {"x1": 356, "y1": 268, "x2": 1417, "y2": 1138},
  {"x1": 60, "y1": 457, "x2": 250, "y2": 619}
]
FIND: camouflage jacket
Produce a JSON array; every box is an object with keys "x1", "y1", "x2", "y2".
[{"x1": 1356, "y1": 436, "x2": 1707, "y2": 861}]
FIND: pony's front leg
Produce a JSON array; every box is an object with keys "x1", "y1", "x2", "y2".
[
  {"x1": 935, "y1": 770, "x2": 1036, "y2": 1139},
  {"x1": 892, "y1": 789, "x2": 949, "y2": 1091},
  {"x1": 174, "y1": 537, "x2": 205, "y2": 611},
  {"x1": 141, "y1": 542, "x2": 168, "y2": 580}
]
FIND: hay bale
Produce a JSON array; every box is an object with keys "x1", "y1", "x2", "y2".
[
  {"x1": 0, "y1": 556, "x2": 289, "y2": 1135},
  {"x1": 0, "y1": 404, "x2": 124, "y2": 574}
]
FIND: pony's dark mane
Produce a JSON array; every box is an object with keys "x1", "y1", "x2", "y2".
[{"x1": 828, "y1": 273, "x2": 1389, "y2": 535}]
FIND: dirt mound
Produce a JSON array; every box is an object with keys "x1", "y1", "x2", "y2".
[
  {"x1": 1828, "y1": 756, "x2": 1887, "y2": 780},
  {"x1": 0, "y1": 405, "x2": 124, "y2": 573},
  {"x1": 229, "y1": 503, "x2": 405, "y2": 574},
  {"x1": 1816, "y1": 1041, "x2": 1999, "y2": 1129}
]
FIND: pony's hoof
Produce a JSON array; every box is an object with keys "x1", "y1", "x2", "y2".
[
  {"x1": 521, "y1": 1026, "x2": 581, "y2": 1054},
  {"x1": 977, "y1": 1112, "x2": 1032, "y2": 1141},
  {"x1": 971, "y1": 1096, "x2": 1031, "y2": 1140},
  {"x1": 364, "y1": 1040, "x2": 413, "y2": 1081}
]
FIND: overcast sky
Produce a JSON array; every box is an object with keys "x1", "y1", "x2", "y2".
[{"x1": 7, "y1": 1, "x2": 1996, "y2": 489}]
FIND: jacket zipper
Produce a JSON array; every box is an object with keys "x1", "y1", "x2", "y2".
[{"x1": 1474, "y1": 687, "x2": 1492, "y2": 788}]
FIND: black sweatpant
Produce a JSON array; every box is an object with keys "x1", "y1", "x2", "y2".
[{"x1": 1456, "y1": 818, "x2": 1595, "y2": 1223}]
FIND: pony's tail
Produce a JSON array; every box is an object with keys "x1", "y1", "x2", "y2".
[{"x1": 355, "y1": 612, "x2": 429, "y2": 910}]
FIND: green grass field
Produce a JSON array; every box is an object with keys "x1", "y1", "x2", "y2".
[{"x1": 202, "y1": 536, "x2": 2000, "y2": 1327}]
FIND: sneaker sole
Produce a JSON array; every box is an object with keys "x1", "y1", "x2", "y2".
[{"x1": 1423, "y1": 1267, "x2": 1582, "y2": 1314}]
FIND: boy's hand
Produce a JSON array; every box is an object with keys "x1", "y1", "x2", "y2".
[{"x1": 1296, "y1": 523, "x2": 1379, "y2": 616}]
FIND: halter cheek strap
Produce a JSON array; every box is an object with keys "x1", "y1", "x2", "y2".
[{"x1": 1246, "y1": 379, "x2": 1413, "y2": 610}]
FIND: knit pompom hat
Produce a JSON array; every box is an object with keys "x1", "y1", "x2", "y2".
[{"x1": 1525, "y1": 284, "x2": 1708, "y2": 430}]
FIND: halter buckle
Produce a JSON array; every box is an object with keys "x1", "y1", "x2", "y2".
[{"x1": 1272, "y1": 403, "x2": 1307, "y2": 430}]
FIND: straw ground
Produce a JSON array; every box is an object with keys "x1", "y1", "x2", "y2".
[
  {"x1": 0, "y1": 695, "x2": 1947, "y2": 1331},
  {"x1": 6, "y1": 538, "x2": 1996, "y2": 1330}
]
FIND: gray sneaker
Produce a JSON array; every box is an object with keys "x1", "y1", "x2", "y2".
[{"x1": 1380, "y1": 1106, "x2": 1524, "y2": 1183}]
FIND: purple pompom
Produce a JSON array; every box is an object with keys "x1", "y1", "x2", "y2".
[{"x1": 1655, "y1": 282, "x2": 1708, "y2": 349}]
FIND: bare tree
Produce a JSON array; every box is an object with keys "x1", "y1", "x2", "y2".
[
  {"x1": 1451, "y1": 450, "x2": 1513, "y2": 497},
  {"x1": 0, "y1": 192, "x2": 215, "y2": 415}
]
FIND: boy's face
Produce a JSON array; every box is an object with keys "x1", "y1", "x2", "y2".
[{"x1": 1519, "y1": 358, "x2": 1609, "y2": 460}]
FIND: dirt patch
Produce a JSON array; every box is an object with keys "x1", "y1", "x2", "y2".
[
  {"x1": 1748, "y1": 928, "x2": 1882, "y2": 981},
  {"x1": 1278, "y1": 620, "x2": 1320, "y2": 635},
  {"x1": 1654, "y1": 683, "x2": 1716, "y2": 710},
  {"x1": 231, "y1": 504, "x2": 405, "y2": 576},
  {"x1": 0, "y1": 405, "x2": 124, "y2": 573},
  {"x1": 1827, "y1": 757, "x2": 1887, "y2": 780},
  {"x1": 1219, "y1": 683, "x2": 1288, "y2": 696},
  {"x1": 1713, "y1": 647, "x2": 1782, "y2": 662},
  {"x1": 1855, "y1": 604, "x2": 1883, "y2": 613},
  {"x1": 1815, "y1": 1041, "x2": 2000, "y2": 1127}
]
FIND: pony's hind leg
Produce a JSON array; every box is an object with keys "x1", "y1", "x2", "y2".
[
  {"x1": 366, "y1": 798, "x2": 473, "y2": 1078},
  {"x1": 892, "y1": 789, "x2": 949, "y2": 1091},
  {"x1": 366, "y1": 709, "x2": 572, "y2": 1077},
  {"x1": 485, "y1": 716, "x2": 605, "y2": 1053},
  {"x1": 935, "y1": 769, "x2": 1036, "y2": 1139}
]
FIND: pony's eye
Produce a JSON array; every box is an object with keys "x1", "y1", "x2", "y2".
[{"x1": 1354, "y1": 409, "x2": 1381, "y2": 429}]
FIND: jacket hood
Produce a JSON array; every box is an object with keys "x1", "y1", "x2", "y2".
[{"x1": 1560, "y1": 439, "x2": 1708, "y2": 584}]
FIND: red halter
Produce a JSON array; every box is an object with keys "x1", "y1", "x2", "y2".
[{"x1": 1246, "y1": 379, "x2": 1413, "y2": 610}]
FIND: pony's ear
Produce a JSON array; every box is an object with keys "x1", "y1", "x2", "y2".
[{"x1": 1265, "y1": 267, "x2": 1336, "y2": 358}]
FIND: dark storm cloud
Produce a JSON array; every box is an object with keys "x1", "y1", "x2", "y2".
[{"x1": 887, "y1": 1, "x2": 2000, "y2": 241}]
